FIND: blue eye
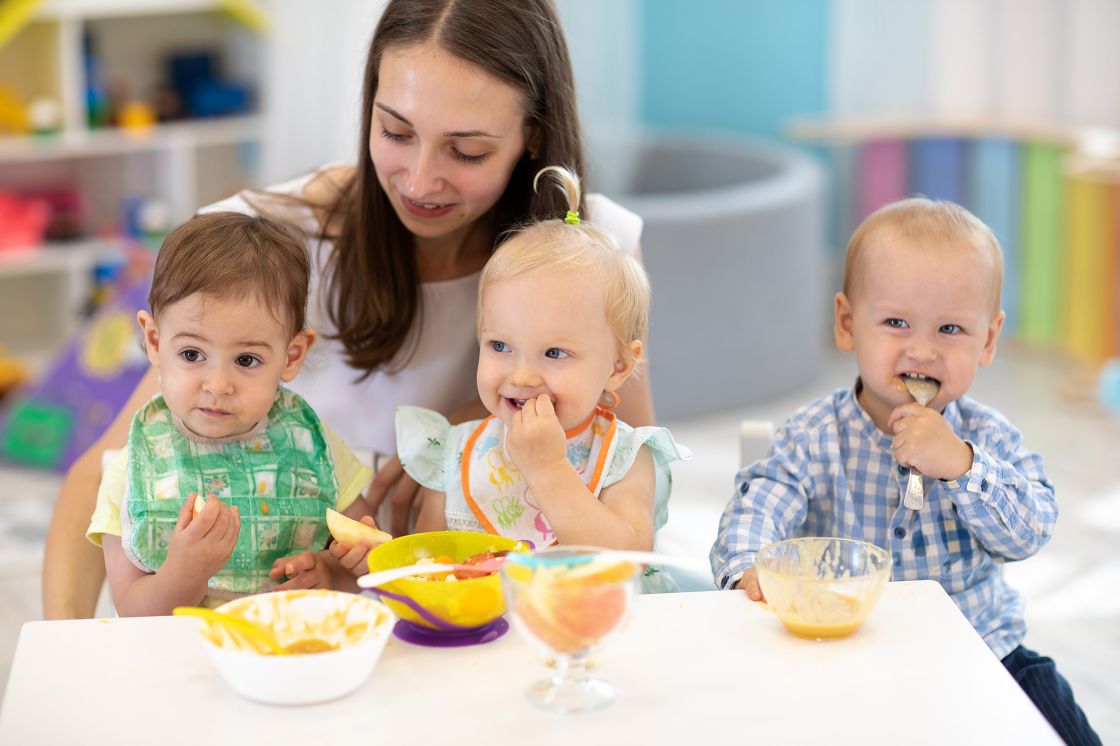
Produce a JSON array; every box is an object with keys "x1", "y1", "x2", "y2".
[
  {"x1": 489, "y1": 340, "x2": 509, "y2": 353},
  {"x1": 940, "y1": 324, "x2": 962, "y2": 335},
  {"x1": 545, "y1": 348, "x2": 569, "y2": 359},
  {"x1": 885, "y1": 318, "x2": 908, "y2": 329}
]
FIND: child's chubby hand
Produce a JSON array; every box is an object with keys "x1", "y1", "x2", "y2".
[
  {"x1": 505, "y1": 394, "x2": 568, "y2": 477},
  {"x1": 326, "y1": 516, "x2": 381, "y2": 577},
  {"x1": 269, "y1": 550, "x2": 332, "y2": 590},
  {"x1": 735, "y1": 567, "x2": 767, "y2": 602},
  {"x1": 888, "y1": 403, "x2": 974, "y2": 481},
  {"x1": 165, "y1": 494, "x2": 240, "y2": 581}
]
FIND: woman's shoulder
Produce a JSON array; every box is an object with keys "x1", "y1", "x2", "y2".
[
  {"x1": 197, "y1": 163, "x2": 356, "y2": 226},
  {"x1": 585, "y1": 192, "x2": 643, "y2": 256},
  {"x1": 302, "y1": 164, "x2": 356, "y2": 208}
]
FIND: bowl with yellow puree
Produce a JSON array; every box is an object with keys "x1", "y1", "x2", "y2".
[
  {"x1": 755, "y1": 537, "x2": 891, "y2": 639},
  {"x1": 196, "y1": 589, "x2": 395, "y2": 705}
]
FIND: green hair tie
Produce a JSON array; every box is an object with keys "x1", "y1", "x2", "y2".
[{"x1": 564, "y1": 210, "x2": 580, "y2": 225}]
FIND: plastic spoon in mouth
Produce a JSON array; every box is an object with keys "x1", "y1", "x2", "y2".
[
  {"x1": 901, "y1": 376, "x2": 940, "y2": 510},
  {"x1": 173, "y1": 606, "x2": 287, "y2": 655}
]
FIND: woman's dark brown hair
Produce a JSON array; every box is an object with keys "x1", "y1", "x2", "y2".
[{"x1": 322, "y1": 0, "x2": 584, "y2": 377}]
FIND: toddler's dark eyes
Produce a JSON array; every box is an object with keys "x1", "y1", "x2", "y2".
[
  {"x1": 181, "y1": 350, "x2": 201, "y2": 362},
  {"x1": 236, "y1": 355, "x2": 260, "y2": 368}
]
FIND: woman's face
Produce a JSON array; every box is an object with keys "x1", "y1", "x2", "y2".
[{"x1": 370, "y1": 43, "x2": 533, "y2": 245}]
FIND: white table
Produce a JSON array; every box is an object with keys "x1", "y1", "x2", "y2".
[{"x1": 0, "y1": 581, "x2": 1060, "y2": 745}]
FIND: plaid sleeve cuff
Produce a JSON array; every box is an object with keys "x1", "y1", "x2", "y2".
[
  {"x1": 715, "y1": 555, "x2": 756, "y2": 590},
  {"x1": 943, "y1": 440, "x2": 996, "y2": 508}
]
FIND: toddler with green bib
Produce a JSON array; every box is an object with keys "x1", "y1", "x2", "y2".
[{"x1": 87, "y1": 213, "x2": 383, "y2": 615}]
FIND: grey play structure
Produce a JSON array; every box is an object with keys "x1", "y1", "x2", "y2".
[{"x1": 592, "y1": 132, "x2": 827, "y2": 420}]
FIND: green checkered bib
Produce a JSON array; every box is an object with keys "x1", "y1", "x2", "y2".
[{"x1": 122, "y1": 387, "x2": 338, "y2": 596}]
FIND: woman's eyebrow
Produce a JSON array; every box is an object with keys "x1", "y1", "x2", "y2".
[{"x1": 376, "y1": 103, "x2": 500, "y2": 139}]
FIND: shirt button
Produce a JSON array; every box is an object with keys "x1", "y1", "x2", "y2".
[
  {"x1": 897, "y1": 464, "x2": 907, "y2": 474},
  {"x1": 893, "y1": 526, "x2": 906, "y2": 538},
  {"x1": 981, "y1": 479, "x2": 989, "y2": 491},
  {"x1": 892, "y1": 553, "x2": 901, "y2": 567}
]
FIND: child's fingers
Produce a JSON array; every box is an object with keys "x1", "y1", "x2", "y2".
[
  {"x1": 175, "y1": 493, "x2": 196, "y2": 530},
  {"x1": 737, "y1": 568, "x2": 765, "y2": 601},
  {"x1": 337, "y1": 544, "x2": 371, "y2": 574},
  {"x1": 534, "y1": 394, "x2": 556, "y2": 420}
]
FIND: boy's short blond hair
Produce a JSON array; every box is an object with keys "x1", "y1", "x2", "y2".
[
  {"x1": 149, "y1": 212, "x2": 310, "y2": 336},
  {"x1": 843, "y1": 198, "x2": 1004, "y2": 318},
  {"x1": 479, "y1": 166, "x2": 651, "y2": 371}
]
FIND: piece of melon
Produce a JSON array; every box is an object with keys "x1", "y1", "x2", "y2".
[
  {"x1": 325, "y1": 507, "x2": 392, "y2": 546},
  {"x1": 191, "y1": 493, "x2": 207, "y2": 518}
]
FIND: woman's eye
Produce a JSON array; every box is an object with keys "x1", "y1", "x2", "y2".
[
  {"x1": 379, "y1": 127, "x2": 408, "y2": 143},
  {"x1": 180, "y1": 349, "x2": 202, "y2": 363},
  {"x1": 235, "y1": 354, "x2": 260, "y2": 368},
  {"x1": 489, "y1": 340, "x2": 509, "y2": 353},
  {"x1": 940, "y1": 324, "x2": 962, "y2": 335},
  {"x1": 885, "y1": 318, "x2": 908, "y2": 329},
  {"x1": 545, "y1": 348, "x2": 569, "y2": 360},
  {"x1": 453, "y1": 147, "x2": 488, "y2": 164}
]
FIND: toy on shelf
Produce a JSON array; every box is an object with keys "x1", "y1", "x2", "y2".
[{"x1": 0, "y1": 192, "x2": 49, "y2": 251}]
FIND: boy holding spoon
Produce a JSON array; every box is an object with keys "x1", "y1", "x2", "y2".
[{"x1": 711, "y1": 198, "x2": 1099, "y2": 745}]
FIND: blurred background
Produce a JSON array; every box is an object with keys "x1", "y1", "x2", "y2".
[{"x1": 0, "y1": 0, "x2": 1117, "y2": 738}]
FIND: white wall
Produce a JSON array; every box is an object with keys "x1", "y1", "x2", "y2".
[
  {"x1": 259, "y1": 0, "x2": 641, "y2": 185},
  {"x1": 827, "y1": 0, "x2": 1120, "y2": 128}
]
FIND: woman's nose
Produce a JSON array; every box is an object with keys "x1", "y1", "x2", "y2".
[{"x1": 405, "y1": 145, "x2": 444, "y2": 197}]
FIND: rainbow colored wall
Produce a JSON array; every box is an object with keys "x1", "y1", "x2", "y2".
[{"x1": 819, "y1": 132, "x2": 1120, "y2": 364}]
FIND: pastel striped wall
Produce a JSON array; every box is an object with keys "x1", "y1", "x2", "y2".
[
  {"x1": 970, "y1": 139, "x2": 1021, "y2": 332},
  {"x1": 1019, "y1": 143, "x2": 1066, "y2": 347}
]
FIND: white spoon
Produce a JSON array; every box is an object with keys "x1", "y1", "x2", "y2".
[{"x1": 902, "y1": 376, "x2": 940, "y2": 510}]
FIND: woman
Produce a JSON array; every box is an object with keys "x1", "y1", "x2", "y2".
[{"x1": 43, "y1": 0, "x2": 654, "y2": 619}]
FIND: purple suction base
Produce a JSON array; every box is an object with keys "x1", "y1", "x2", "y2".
[{"x1": 393, "y1": 617, "x2": 509, "y2": 647}]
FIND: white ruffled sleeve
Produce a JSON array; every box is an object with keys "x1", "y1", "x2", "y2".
[
  {"x1": 602, "y1": 425, "x2": 691, "y2": 533},
  {"x1": 395, "y1": 406, "x2": 455, "y2": 492}
]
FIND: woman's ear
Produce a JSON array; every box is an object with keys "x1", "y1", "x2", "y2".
[
  {"x1": 280, "y1": 328, "x2": 317, "y2": 381},
  {"x1": 606, "y1": 339, "x2": 642, "y2": 392},
  {"x1": 525, "y1": 123, "x2": 542, "y2": 160},
  {"x1": 136, "y1": 310, "x2": 160, "y2": 367}
]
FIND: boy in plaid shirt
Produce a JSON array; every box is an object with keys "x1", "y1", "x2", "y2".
[{"x1": 711, "y1": 199, "x2": 1099, "y2": 745}]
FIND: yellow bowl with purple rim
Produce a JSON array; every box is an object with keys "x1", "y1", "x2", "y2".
[
  {"x1": 365, "y1": 531, "x2": 528, "y2": 630},
  {"x1": 755, "y1": 537, "x2": 891, "y2": 639}
]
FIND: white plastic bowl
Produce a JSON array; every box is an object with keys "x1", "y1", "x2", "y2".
[{"x1": 196, "y1": 589, "x2": 395, "y2": 705}]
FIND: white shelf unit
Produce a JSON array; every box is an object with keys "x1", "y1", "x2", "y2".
[{"x1": 0, "y1": 0, "x2": 265, "y2": 363}]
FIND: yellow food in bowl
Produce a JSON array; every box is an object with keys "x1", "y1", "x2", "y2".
[
  {"x1": 755, "y1": 537, "x2": 890, "y2": 639},
  {"x1": 365, "y1": 531, "x2": 528, "y2": 630},
  {"x1": 193, "y1": 590, "x2": 395, "y2": 705}
]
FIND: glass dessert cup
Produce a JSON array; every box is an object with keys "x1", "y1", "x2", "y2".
[
  {"x1": 502, "y1": 546, "x2": 640, "y2": 714},
  {"x1": 755, "y1": 537, "x2": 891, "y2": 640}
]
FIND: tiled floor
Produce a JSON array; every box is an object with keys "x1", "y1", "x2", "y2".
[{"x1": 1, "y1": 343, "x2": 1116, "y2": 741}]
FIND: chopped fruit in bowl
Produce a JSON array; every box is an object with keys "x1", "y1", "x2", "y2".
[{"x1": 502, "y1": 546, "x2": 641, "y2": 713}]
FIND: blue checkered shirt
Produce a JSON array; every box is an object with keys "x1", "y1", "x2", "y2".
[{"x1": 711, "y1": 384, "x2": 1057, "y2": 659}]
